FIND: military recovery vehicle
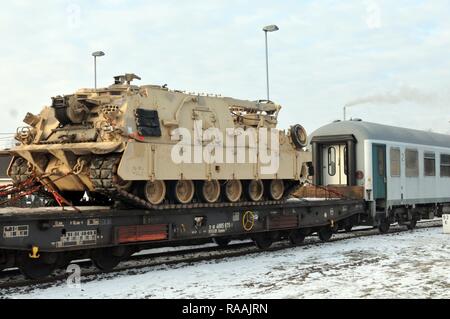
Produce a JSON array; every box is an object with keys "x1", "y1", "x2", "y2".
[{"x1": 8, "y1": 74, "x2": 311, "y2": 206}]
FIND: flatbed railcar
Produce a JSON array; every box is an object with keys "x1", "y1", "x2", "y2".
[{"x1": 0, "y1": 199, "x2": 367, "y2": 279}]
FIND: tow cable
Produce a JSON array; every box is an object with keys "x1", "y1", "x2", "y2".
[{"x1": 0, "y1": 173, "x2": 81, "y2": 212}]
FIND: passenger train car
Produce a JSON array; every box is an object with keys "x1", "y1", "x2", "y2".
[{"x1": 307, "y1": 119, "x2": 449, "y2": 230}]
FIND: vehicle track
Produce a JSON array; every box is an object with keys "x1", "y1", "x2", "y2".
[{"x1": 0, "y1": 219, "x2": 442, "y2": 294}]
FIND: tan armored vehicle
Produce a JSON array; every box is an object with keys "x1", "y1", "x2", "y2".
[{"x1": 8, "y1": 74, "x2": 310, "y2": 206}]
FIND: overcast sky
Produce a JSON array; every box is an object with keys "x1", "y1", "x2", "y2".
[{"x1": 1, "y1": 0, "x2": 450, "y2": 141}]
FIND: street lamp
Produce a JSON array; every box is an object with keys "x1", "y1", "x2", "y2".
[
  {"x1": 263, "y1": 25, "x2": 279, "y2": 101},
  {"x1": 92, "y1": 51, "x2": 105, "y2": 90}
]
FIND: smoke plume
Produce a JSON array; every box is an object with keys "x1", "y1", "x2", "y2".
[{"x1": 345, "y1": 86, "x2": 440, "y2": 108}]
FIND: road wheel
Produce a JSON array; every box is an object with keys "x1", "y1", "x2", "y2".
[
  {"x1": 201, "y1": 180, "x2": 221, "y2": 203},
  {"x1": 289, "y1": 230, "x2": 306, "y2": 245},
  {"x1": 174, "y1": 180, "x2": 195, "y2": 204},
  {"x1": 318, "y1": 227, "x2": 333, "y2": 242},
  {"x1": 224, "y1": 180, "x2": 242, "y2": 203},
  {"x1": 144, "y1": 180, "x2": 166, "y2": 205},
  {"x1": 248, "y1": 180, "x2": 264, "y2": 202},
  {"x1": 268, "y1": 180, "x2": 285, "y2": 201}
]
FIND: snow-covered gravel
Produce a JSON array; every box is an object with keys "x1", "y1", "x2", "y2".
[{"x1": 3, "y1": 227, "x2": 449, "y2": 299}]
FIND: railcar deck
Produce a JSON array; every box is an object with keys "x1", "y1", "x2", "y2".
[{"x1": 0, "y1": 199, "x2": 367, "y2": 253}]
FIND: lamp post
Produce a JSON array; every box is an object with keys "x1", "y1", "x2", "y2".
[
  {"x1": 92, "y1": 51, "x2": 105, "y2": 90},
  {"x1": 262, "y1": 25, "x2": 279, "y2": 101}
]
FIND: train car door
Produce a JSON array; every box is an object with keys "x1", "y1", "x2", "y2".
[
  {"x1": 339, "y1": 145, "x2": 348, "y2": 185},
  {"x1": 372, "y1": 144, "x2": 387, "y2": 200},
  {"x1": 322, "y1": 145, "x2": 348, "y2": 186}
]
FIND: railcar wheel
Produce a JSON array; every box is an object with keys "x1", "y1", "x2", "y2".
[
  {"x1": 248, "y1": 180, "x2": 264, "y2": 202},
  {"x1": 201, "y1": 180, "x2": 221, "y2": 203},
  {"x1": 214, "y1": 237, "x2": 231, "y2": 247},
  {"x1": 407, "y1": 219, "x2": 417, "y2": 230},
  {"x1": 174, "y1": 180, "x2": 195, "y2": 204},
  {"x1": 254, "y1": 233, "x2": 273, "y2": 250},
  {"x1": 144, "y1": 180, "x2": 166, "y2": 205},
  {"x1": 56, "y1": 252, "x2": 74, "y2": 269},
  {"x1": 318, "y1": 227, "x2": 333, "y2": 242},
  {"x1": 0, "y1": 250, "x2": 14, "y2": 271},
  {"x1": 17, "y1": 252, "x2": 59, "y2": 279},
  {"x1": 268, "y1": 180, "x2": 285, "y2": 201},
  {"x1": 378, "y1": 220, "x2": 391, "y2": 234},
  {"x1": 91, "y1": 247, "x2": 125, "y2": 271},
  {"x1": 289, "y1": 230, "x2": 306, "y2": 245},
  {"x1": 344, "y1": 225, "x2": 353, "y2": 233},
  {"x1": 224, "y1": 180, "x2": 243, "y2": 203}
]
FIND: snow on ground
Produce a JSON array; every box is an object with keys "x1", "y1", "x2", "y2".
[{"x1": 4, "y1": 227, "x2": 450, "y2": 299}]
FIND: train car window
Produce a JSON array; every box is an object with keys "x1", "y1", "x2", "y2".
[
  {"x1": 424, "y1": 152, "x2": 436, "y2": 177},
  {"x1": 440, "y1": 154, "x2": 450, "y2": 177},
  {"x1": 378, "y1": 148, "x2": 385, "y2": 176},
  {"x1": 390, "y1": 148, "x2": 400, "y2": 177},
  {"x1": 328, "y1": 147, "x2": 336, "y2": 176},
  {"x1": 405, "y1": 149, "x2": 419, "y2": 177}
]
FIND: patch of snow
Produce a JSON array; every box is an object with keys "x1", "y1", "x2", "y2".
[
  {"x1": 4, "y1": 227, "x2": 449, "y2": 299},
  {"x1": 133, "y1": 240, "x2": 252, "y2": 256}
]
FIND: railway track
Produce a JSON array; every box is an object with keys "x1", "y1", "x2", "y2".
[
  {"x1": 0, "y1": 218, "x2": 442, "y2": 294},
  {"x1": 0, "y1": 241, "x2": 255, "y2": 288}
]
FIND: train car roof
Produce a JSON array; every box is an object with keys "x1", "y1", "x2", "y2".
[{"x1": 309, "y1": 120, "x2": 450, "y2": 148}]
